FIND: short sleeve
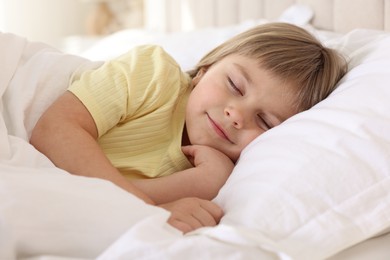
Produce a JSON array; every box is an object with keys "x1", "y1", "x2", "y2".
[{"x1": 68, "y1": 45, "x2": 187, "y2": 137}]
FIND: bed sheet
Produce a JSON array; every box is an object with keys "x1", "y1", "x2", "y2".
[{"x1": 329, "y1": 232, "x2": 390, "y2": 260}]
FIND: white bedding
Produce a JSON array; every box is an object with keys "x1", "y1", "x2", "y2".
[{"x1": 1, "y1": 24, "x2": 390, "y2": 259}]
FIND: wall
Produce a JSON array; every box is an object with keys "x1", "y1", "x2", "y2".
[{"x1": 0, "y1": 0, "x2": 89, "y2": 49}]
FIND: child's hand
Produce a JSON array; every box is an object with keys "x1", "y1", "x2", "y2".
[
  {"x1": 159, "y1": 197, "x2": 223, "y2": 233},
  {"x1": 182, "y1": 145, "x2": 234, "y2": 197},
  {"x1": 131, "y1": 146, "x2": 235, "y2": 204}
]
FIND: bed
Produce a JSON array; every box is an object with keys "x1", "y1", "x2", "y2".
[{"x1": 1, "y1": 0, "x2": 390, "y2": 259}]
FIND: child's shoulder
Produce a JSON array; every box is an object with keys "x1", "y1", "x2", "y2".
[{"x1": 118, "y1": 44, "x2": 179, "y2": 68}]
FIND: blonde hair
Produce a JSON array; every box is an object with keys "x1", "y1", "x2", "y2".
[{"x1": 188, "y1": 22, "x2": 347, "y2": 111}]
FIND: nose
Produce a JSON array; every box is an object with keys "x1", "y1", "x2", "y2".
[{"x1": 224, "y1": 106, "x2": 245, "y2": 129}]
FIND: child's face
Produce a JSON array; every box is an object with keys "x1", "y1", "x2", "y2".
[{"x1": 185, "y1": 54, "x2": 298, "y2": 162}]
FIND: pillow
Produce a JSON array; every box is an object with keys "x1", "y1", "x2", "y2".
[{"x1": 210, "y1": 29, "x2": 390, "y2": 259}]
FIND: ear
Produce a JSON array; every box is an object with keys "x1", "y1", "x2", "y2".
[{"x1": 191, "y1": 67, "x2": 207, "y2": 86}]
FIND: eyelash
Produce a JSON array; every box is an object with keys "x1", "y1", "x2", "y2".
[
  {"x1": 228, "y1": 77, "x2": 243, "y2": 96},
  {"x1": 228, "y1": 76, "x2": 272, "y2": 130},
  {"x1": 257, "y1": 115, "x2": 271, "y2": 130}
]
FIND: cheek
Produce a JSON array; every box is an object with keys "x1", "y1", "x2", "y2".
[
  {"x1": 195, "y1": 76, "x2": 225, "y2": 98},
  {"x1": 189, "y1": 83, "x2": 221, "y2": 109},
  {"x1": 241, "y1": 129, "x2": 263, "y2": 148},
  {"x1": 187, "y1": 85, "x2": 204, "y2": 108}
]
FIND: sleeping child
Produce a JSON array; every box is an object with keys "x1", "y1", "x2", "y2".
[{"x1": 30, "y1": 22, "x2": 347, "y2": 233}]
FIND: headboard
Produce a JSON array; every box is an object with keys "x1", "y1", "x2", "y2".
[{"x1": 143, "y1": 0, "x2": 390, "y2": 33}]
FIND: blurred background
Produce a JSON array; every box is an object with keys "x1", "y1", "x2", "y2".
[
  {"x1": 1, "y1": 0, "x2": 309, "y2": 56},
  {"x1": 0, "y1": 0, "x2": 144, "y2": 51}
]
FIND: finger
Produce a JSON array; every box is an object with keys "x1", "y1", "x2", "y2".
[
  {"x1": 198, "y1": 200, "x2": 224, "y2": 224},
  {"x1": 190, "y1": 206, "x2": 218, "y2": 227},
  {"x1": 168, "y1": 218, "x2": 193, "y2": 234},
  {"x1": 169, "y1": 211, "x2": 203, "y2": 231},
  {"x1": 181, "y1": 146, "x2": 195, "y2": 165},
  {"x1": 181, "y1": 145, "x2": 194, "y2": 156},
  {"x1": 181, "y1": 199, "x2": 224, "y2": 227}
]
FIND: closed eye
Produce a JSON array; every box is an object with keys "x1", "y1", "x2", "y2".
[
  {"x1": 257, "y1": 115, "x2": 272, "y2": 130},
  {"x1": 228, "y1": 77, "x2": 243, "y2": 96}
]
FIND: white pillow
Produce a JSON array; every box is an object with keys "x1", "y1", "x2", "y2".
[{"x1": 212, "y1": 29, "x2": 390, "y2": 259}]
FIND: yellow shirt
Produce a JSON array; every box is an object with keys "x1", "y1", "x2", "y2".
[{"x1": 68, "y1": 45, "x2": 193, "y2": 179}]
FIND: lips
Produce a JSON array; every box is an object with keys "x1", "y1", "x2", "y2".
[{"x1": 207, "y1": 113, "x2": 233, "y2": 143}]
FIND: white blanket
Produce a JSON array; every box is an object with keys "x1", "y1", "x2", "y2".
[{"x1": 0, "y1": 32, "x2": 164, "y2": 258}]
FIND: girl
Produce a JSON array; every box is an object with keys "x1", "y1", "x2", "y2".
[{"x1": 30, "y1": 22, "x2": 347, "y2": 233}]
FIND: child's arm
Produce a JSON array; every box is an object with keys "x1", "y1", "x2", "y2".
[
  {"x1": 30, "y1": 91, "x2": 223, "y2": 233},
  {"x1": 132, "y1": 145, "x2": 235, "y2": 204},
  {"x1": 30, "y1": 91, "x2": 155, "y2": 204}
]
